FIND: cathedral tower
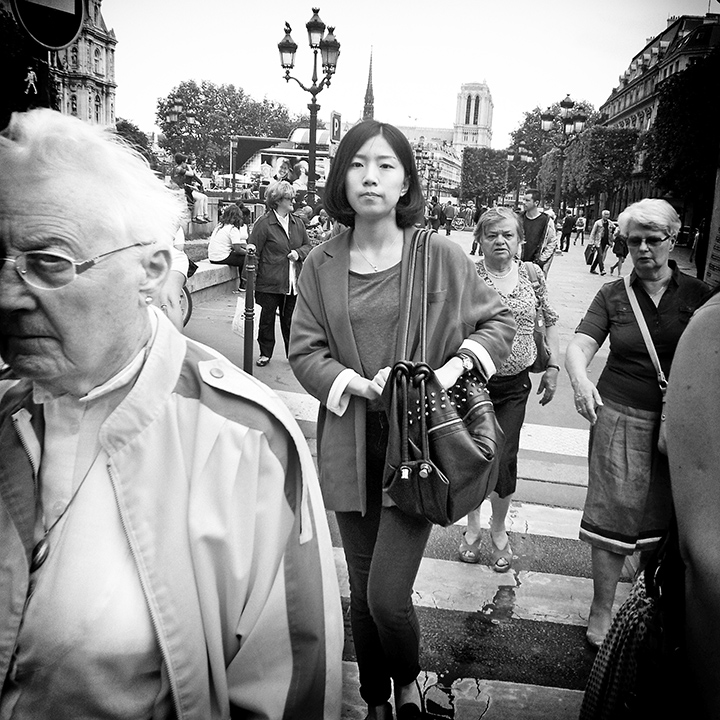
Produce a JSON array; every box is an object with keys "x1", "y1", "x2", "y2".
[{"x1": 453, "y1": 82, "x2": 492, "y2": 150}]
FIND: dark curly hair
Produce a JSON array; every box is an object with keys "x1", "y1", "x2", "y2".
[{"x1": 323, "y1": 120, "x2": 424, "y2": 228}]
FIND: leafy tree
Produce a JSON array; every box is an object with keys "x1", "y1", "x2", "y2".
[
  {"x1": 460, "y1": 147, "x2": 507, "y2": 205},
  {"x1": 644, "y1": 46, "x2": 720, "y2": 219},
  {"x1": 156, "y1": 81, "x2": 308, "y2": 174},
  {"x1": 565, "y1": 126, "x2": 640, "y2": 207},
  {"x1": 115, "y1": 117, "x2": 157, "y2": 168}
]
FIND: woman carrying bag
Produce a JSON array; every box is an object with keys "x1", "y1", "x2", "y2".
[
  {"x1": 565, "y1": 198, "x2": 708, "y2": 650},
  {"x1": 288, "y1": 120, "x2": 515, "y2": 720},
  {"x1": 458, "y1": 207, "x2": 560, "y2": 572}
]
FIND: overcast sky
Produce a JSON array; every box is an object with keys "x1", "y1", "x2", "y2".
[{"x1": 102, "y1": 0, "x2": 714, "y2": 148}]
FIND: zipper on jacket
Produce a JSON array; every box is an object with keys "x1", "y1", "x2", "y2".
[{"x1": 107, "y1": 462, "x2": 184, "y2": 719}]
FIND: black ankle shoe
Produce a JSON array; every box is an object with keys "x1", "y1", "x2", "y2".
[
  {"x1": 395, "y1": 680, "x2": 424, "y2": 719},
  {"x1": 364, "y1": 701, "x2": 394, "y2": 720}
]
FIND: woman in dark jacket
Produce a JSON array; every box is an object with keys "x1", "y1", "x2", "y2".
[
  {"x1": 289, "y1": 120, "x2": 515, "y2": 720},
  {"x1": 248, "y1": 180, "x2": 312, "y2": 367}
]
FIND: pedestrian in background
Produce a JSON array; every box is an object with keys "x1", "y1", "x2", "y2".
[
  {"x1": 207, "y1": 203, "x2": 248, "y2": 288},
  {"x1": 608, "y1": 228, "x2": 628, "y2": 275},
  {"x1": 519, "y1": 189, "x2": 557, "y2": 275},
  {"x1": 588, "y1": 210, "x2": 614, "y2": 275},
  {"x1": 560, "y1": 209, "x2": 575, "y2": 252},
  {"x1": 249, "y1": 180, "x2": 312, "y2": 367},
  {"x1": 459, "y1": 207, "x2": 560, "y2": 573},
  {"x1": 443, "y1": 200, "x2": 456, "y2": 235},
  {"x1": 565, "y1": 198, "x2": 708, "y2": 649},
  {"x1": 289, "y1": 119, "x2": 515, "y2": 720},
  {"x1": 573, "y1": 212, "x2": 587, "y2": 245}
]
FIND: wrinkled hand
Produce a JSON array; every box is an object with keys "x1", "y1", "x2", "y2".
[
  {"x1": 573, "y1": 379, "x2": 604, "y2": 424},
  {"x1": 288, "y1": 249, "x2": 299, "y2": 261},
  {"x1": 537, "y1": 368, "x2": 559, "y2": 406}
]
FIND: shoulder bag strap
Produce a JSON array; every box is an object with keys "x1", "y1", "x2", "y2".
[
  {"x1": 399, "y1": 229, "x2": 422, "y2": 359},
  {"x1": 623, "y1": 275, "x2": 668, "y2": 391},
  {"x1": 420, "y1": 229, "x2": 431, "y2": 363}
]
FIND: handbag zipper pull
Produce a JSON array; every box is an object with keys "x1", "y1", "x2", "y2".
[{"x1": 419, "y1": 463, "x2": 432, "y2": 478}]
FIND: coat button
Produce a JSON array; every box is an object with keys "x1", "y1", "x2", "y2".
[{"x1": 210, "y1": 367, "x2": 224, "y2": 378}]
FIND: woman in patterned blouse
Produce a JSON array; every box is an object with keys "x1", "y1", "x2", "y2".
[{"x1": 459, "y1": 206, "x2": 560, "y2": 572}]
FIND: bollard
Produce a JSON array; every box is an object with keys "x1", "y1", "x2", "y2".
[{"x1": 243, "y1": 245, "x2": 257, "y2": 375}]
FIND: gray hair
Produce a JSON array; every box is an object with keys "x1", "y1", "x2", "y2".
[
  {"x1": 617, "y1": 198, "x2": 681, "y2": 238},
  {"x1": 473, "y1": 206, "x2": 524, "y2": 242},
  {"x1": 0, "y1": 109, "x2": 185, "y2": 250}
]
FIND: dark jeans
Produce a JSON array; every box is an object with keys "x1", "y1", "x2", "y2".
[
  {"x1": 488, "y1": 370, "x2": 532, "y2": 498},
  {"x1": 209, "y1": 250, "x2": 245, "y2": 273},
  {"x1": 560, "y1": 231, "x2": 572, "y2": 252},
  {"x1": 590, "y1": 245, "x2": 609, "y2": 273},
  {"x1": 335, "y1": 412, "x2": 432, "y2": 706},
  {"x1": 255, "y1": 291, "x2": 296, "y2": 358}
]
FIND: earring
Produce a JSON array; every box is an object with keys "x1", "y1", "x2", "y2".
[{"x1": 144, "y1": 296, "x2": 154, "y2": 305}]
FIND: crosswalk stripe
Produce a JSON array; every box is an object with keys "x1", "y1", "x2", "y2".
[
  {"x1": 333, "y1": 547, "x2": 630, "y2": 627},
  {"x1": 341, "y1": 662, "x2": 585, "y2": 720},
  {"x1": 453, "y1": 500, "x2": 582, "y2": 541},
  {"x1": 274, "y1": 388, "x2": 590, "y2": 458}
]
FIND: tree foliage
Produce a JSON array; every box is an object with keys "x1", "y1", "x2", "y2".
[
  {"x1": 460, "y1": 147, "x2": 507, "y2": 205},
  {"x1": 115, "y1": 117, "x2": 157, "y2": 168},
  {"x1": 156, "y1": 80, "x2": 309, "y2": 173},
  {"x1": 644, "y1": 46, "x2": 720, "y2": 215},
  {"x1": 565, "y1": 126, "x2": 640, "y2": 205}
]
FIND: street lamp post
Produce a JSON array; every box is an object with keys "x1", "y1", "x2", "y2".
[
  {"x1": 540, "y1": 94, "x2": 586, "y2": 213},
  {"x1": 505, "y1": 144, "x2": 533, "y2": 208},
  {"x1": 278, "y1": 9, "x2": 340, "y2": 205}
]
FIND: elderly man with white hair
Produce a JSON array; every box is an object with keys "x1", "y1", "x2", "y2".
[{"x1": 0, "y1": 109, "x2": 342, "y2": 720}]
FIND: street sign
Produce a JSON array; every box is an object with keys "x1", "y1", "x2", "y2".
[
  {"x1": 11, "y1": 0, "x2": 85, "y2": 50},
  {"x1": 330, "y1": 111, "x2": 342, "y2": 143}
]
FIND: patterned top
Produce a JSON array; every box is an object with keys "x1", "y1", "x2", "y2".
[{"x1": 476, "y1": 259, "x2": 559, "y2": 377}]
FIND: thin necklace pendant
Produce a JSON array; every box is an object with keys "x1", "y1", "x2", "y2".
[
  {"x1": 30, "y1": 536, "x2": 50, "y2": 573},
  {"x1": 354, "y1": 233, "x2": 401, "y2": 273}
]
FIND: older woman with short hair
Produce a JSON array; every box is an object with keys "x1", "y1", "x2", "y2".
[
  {"x1": 0, "y1": 109, "x2": 342, "y2": 719},
  {"x1": 248, "y1": 180, "x2": 312, "y2": 367},
  {"x1": 565, "y1": 198, "x2": 709, "y2": 649},
  {"x1": 459, "y1": 207, "x2": 560, "y2": 573}
]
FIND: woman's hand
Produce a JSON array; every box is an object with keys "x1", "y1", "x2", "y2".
[
  {"x1": 573, "y1": 378, "x2": 603, "y2": 424},
  {"x1": 288, "y1": 249, "x2": 299, "y2": 261},
  {"x1": 346, "y1": 367, "x2": 391, "y2": 402},
  {"x1": 435, "y1": 357, "x2": 464, "y2": 391},
  {"x1": 537, "y1": 367, "x2": 559, "y2": 405}
]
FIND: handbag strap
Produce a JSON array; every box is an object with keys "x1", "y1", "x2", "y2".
[
  {"x1": 399, "y1": 228, "x2": 433, "y2": 361},
  {"x1": 623, "y1": 275, "x2": 668, "y2": 392}
]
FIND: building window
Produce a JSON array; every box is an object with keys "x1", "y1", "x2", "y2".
[
  {"x1": 95, "y1": 95, "x2": 101, "y2": 123},
  {"x1": 94, "y1": 48, "x2": 103, "y2": 75},
  {"x1": 465, "y1": 96, "x2": 472, "y2": 125},
  {"x1": 473, "y1": 96, "x2": 479, "y2": 125},
  {"x1": 71, "y1": 95, "x2": 77, "y2": 115}
]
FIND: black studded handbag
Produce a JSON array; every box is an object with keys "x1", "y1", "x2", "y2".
[{"x1": 382, "y1": 229, "x2": 504, "y2": 526}]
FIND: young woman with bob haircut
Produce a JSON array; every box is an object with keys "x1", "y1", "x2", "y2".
[{"x1": 289, "y1": 120, "x2": 515, "y2": 719}]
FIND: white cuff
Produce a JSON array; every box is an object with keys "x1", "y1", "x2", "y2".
[
  {"x1": 326, "y1": 368, "x2": 361, "y2": 416},
  {"x1": 459, "y1": 339, "x2": 497, "y2": 379}
]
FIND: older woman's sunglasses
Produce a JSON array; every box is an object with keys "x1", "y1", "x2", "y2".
[
  {"x1": 1, "y1": 242, "x2": 153, "y2": 290},
  {"x1": 622, "y1": 235, "x2": 671, "y2": 248}
]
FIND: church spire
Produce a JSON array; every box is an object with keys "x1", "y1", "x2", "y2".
[{"x1": 362, "y1": 49, "x2": 374, "y2": 120}]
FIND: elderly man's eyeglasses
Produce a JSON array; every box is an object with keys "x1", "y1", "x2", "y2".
[
  {"x1": 0, "y1": 242, "x2": 152, "y2": 290},
  {"x1": 623, "y1": 235, "x2": 671, "y2": 248}
]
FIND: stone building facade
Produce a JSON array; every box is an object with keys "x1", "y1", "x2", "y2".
[{"x1": 50, "y1": 0, "x2": 117, "y2": 126}]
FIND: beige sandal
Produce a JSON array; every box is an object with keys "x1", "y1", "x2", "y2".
[{"x1": 490, "y1": 530, "x2": 512, "y2": 573}]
